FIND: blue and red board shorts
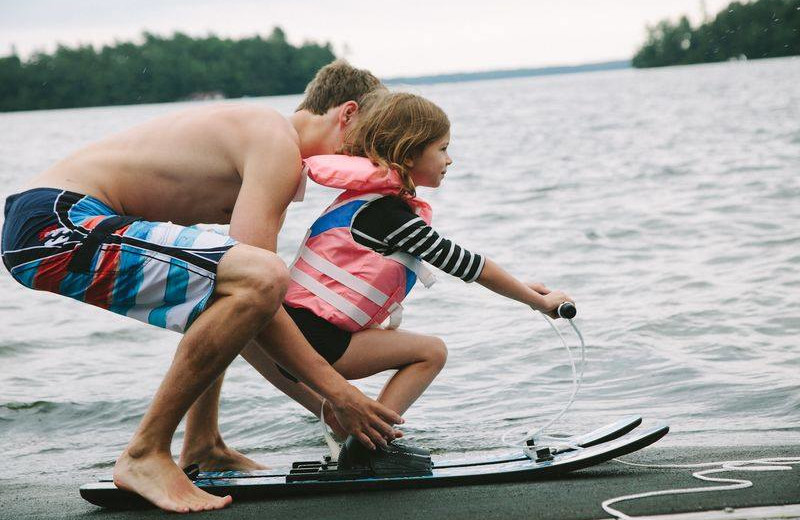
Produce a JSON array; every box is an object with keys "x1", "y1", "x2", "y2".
[{"x1": 1, "y1": 188, "x2": 237, "y2": 333}]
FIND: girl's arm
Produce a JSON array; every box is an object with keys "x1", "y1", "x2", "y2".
[
  {"x1": 475, "y1": 258, "x2": 571, "y2": 318},
  {"x1": 352, "y1": 196, "x2": 573, "y2": 316}
]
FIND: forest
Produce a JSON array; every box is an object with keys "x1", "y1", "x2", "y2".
[
  {"x1": 633, "y1": 0, "x2": 800, "y2": 67},
  {"x1": 0, "y1": 28, "x2": 335, "y2": 112}
]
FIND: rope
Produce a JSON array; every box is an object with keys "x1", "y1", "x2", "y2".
[
  {"x1": 500, "y1": 311, "x2": 586, "y2": 450},
  {"x1": 602, "y1": 457, "x2": 800, "y2": 519}
]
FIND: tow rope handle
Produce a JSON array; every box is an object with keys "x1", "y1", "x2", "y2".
[{"x1": 557, "y1": 302, "x2": 577, "y2": 320}]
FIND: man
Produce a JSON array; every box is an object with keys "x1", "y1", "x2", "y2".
[{"x1": 0, "y1": 60, "x2": 401, "y2": 513}]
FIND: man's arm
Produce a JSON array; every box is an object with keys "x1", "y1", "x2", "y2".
[
  {"x1": 227, "y1": 130, "x2": 299, "y2": 248},
  {"x1": 240, "y1": 340, "x2": 347, "y2": 438},
  {"x1": 253, "y1": 311, "x2": 400, "y2": 448}
]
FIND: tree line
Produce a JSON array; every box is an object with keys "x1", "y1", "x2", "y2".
[
  {"x1": 0, "y1": 28, "x2": 336, "y2": 112},
  {"x1": 633, "y1": 0, "x2": 799, "y2": 67}
]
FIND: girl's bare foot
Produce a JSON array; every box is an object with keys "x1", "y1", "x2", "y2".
[{"x1": 114, "y1": 448, "x2": 232, "y2": 513}]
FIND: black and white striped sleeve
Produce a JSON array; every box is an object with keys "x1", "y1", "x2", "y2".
[{"x1": 351, "y1": 196, "x2": 485, "y2": 283}]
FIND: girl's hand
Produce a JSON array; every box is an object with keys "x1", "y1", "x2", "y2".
[
  {"x1": 534, "y1": 290, "x2": 573, "y2": 319},
  {"x1": 527, "y1": 282, "x2": 551, "y2": 295}
]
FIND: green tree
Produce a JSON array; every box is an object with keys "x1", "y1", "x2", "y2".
[
  {"x1": 633, "y1": 0, "x2": 800, "y2": 67},
  {"x1": 0, "y1": 29, "x2": 336, "y2": 112}
]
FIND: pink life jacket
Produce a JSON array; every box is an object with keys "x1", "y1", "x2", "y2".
[{"x1": 284, "y1": 155, "x2": 436, "y2": 332}]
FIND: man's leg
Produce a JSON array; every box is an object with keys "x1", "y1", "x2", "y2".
[
  {"x1": 180, "y1": 336, "x2": 350, "y2": 471},
  {"x1": 113, "y1": 244, "x2": 288, "y2": 513},
  {"x1": 179, "y1": 373, "x2": 267, "y2": 471}
]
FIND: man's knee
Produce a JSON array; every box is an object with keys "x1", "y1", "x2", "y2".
[
  {"x1": 250, "y1": 253, "x2": 290, "y2": 302},
  {"x1": 217, "y1": 245, "x2": 290, "y2": 315}
]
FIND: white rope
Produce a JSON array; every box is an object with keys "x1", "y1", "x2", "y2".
[
  {"x1": 602, "y1": 457, "x2": 800, "y2": 520},
  {"x1": 488, "y1": 307, "x2": 799, "y2": 519},
  {"x1": 319, "y1": 398, "x2": 342, "y2": 462},
  {"x1": 500, "y1": 311, "x2": 586, "y2": 450}
]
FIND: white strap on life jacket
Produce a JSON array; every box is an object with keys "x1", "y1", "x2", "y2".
[
  {"x1": 290, "y1": 269, "x2": 372, "y2": 328},
  {"x1": 293, "y1": 165, "x2": 309, "y2": 202},
  {"x1": 294, "y1": 248, "x2": 409, "y2": 330},
  {"x1": 386, "y1": 252, "x2": 437, "y2": 288},
  {"x1": 386, "y1": 302, "x2": 403, "y2": 329},
  {"x1": 298, "y1": 247, "x2": 389, "y2": 307}
]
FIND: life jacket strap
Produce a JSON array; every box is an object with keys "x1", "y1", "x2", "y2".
[
  {"x1": 298, "y1": 247, "x2": 390, "y2": 307},
  {"x1": 386, "y1": 302, "x2": 403, "y2": 330},
  {"x1": 386, "y1": 252, "x2": 437, "y2": 288},
  {"x1": 289, "y1": 269, "x2": 372, "y2": 328}
]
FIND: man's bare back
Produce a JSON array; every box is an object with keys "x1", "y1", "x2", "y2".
[{"x1": 23, "y1": 105, "x2": 300, "y2": 227}]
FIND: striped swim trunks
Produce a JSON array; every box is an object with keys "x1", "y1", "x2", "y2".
[{"x1": 1, "y1": 188, "x2": 237, "y2": 333}]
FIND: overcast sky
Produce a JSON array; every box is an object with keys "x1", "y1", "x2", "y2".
[{"x1": 1, "y1": 0, "x2": 731, "y2": 77}]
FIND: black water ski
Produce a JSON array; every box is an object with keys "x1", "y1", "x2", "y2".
[
  {"x1": 95, "y1": 415, "x2": 642, "y2": 484},
  {"x1": 437, "y1": 414, "x2": 642, "y2": 470},
  {"x1": 80, "y1": 423, "x2": 667, "y2": 509},
  {"x1": 95, "y1": 415, "x2": 643, "y2": 485},
  {"x1": 220, "y1": 414, "x2": 643, "y2": 476}
]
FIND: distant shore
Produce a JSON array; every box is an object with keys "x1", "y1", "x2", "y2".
[{"x1": 384, "y1": 60, "x2": 630, "y2": 86}]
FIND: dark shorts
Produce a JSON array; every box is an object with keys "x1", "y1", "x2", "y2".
[
  {"x1": 278, "y1": 303, "x2": 352, "y2": 382},
  {"x1": 1, "y1": 188, "x2": 237, "y2": 333}
]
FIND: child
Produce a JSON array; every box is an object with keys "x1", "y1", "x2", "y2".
[{"x1": 278, "y1": 91, "x2": 573, "y2": 458}]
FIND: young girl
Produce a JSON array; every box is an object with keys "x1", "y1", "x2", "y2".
[{"x1": 273, "y1": 91, "x2": 572, "y2": 457}]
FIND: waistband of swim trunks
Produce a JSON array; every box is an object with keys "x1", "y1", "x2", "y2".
[{"x1": 4, "y1": 187, "x2": 117, "y2": 219}]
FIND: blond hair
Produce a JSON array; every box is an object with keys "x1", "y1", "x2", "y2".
[
  {"x1": 296, "y1": 59, "x2": 385, "y2": 115},
  {"x1": 340, "y1": 91, "x2": 450, "y2": 196}
]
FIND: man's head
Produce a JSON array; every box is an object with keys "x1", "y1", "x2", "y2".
[
  {"x1": 296, "y1": 59, "x2": 385, "y2": 115},
  {"x1": 293, "y1": 59, "x2": 387, "y2": 157}
]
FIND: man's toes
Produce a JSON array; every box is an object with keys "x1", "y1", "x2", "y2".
[{"x1": 167, "y1": 500, "x2": 190, "y2": 514}]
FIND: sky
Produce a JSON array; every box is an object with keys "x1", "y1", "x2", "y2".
[{"x1": 1, "y1": 0, "x2": 732, "y2": 78}]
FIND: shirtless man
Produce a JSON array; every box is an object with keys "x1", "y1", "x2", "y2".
[{"x1": 0, "y1": 60, "x2": 402, "y2": 513}]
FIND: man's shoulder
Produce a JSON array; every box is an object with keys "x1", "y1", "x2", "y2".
[
  {"x1": 211, "y1": 105, "x2": 293, "y2": 138},
  {"x1": 199, "y1": 104, "x2": 299, "y2": 160},
  {"x1": 239, "y1": 107, "x2": 298, "y2": 154}
]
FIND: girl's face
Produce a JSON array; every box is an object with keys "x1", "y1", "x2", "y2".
[{"x1": 407, "y1": 132, "x2": 452, "y2": 189}]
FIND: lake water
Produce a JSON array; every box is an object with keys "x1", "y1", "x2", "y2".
[{"x1": 1, "y1": 57, "x2": 798, "y2": 482}]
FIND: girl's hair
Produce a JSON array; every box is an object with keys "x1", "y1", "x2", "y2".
[{"x1": 340, "y1": 91, "x2": 450, "y2": 196}]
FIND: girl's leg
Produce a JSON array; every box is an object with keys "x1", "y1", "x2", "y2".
[{"x1": 332, "y1": 328, "x2": 447, "y2": 415}]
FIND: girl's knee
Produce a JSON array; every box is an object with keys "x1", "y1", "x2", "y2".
[{"x1": 425, "y1": 337, "x2": 448, "y2": 370}]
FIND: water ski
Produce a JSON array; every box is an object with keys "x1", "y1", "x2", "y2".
[{"x1": 80, "y1": 417, "x2": 668, "y2": 509}]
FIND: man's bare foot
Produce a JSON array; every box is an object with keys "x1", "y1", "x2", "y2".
[
  {"x1": 114, "y1": 448, "x2": 232, "y2": 513},
  {"x1": 179, "y1": 442, "x2": 268, "y2": 472}
]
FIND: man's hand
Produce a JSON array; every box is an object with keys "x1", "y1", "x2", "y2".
[
  {"x1": 329, "y1": 386, "x2": 404, "y2": 450},
  {"x1": 322, "y1": 399, "x2": 347, "y2": 441}
]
